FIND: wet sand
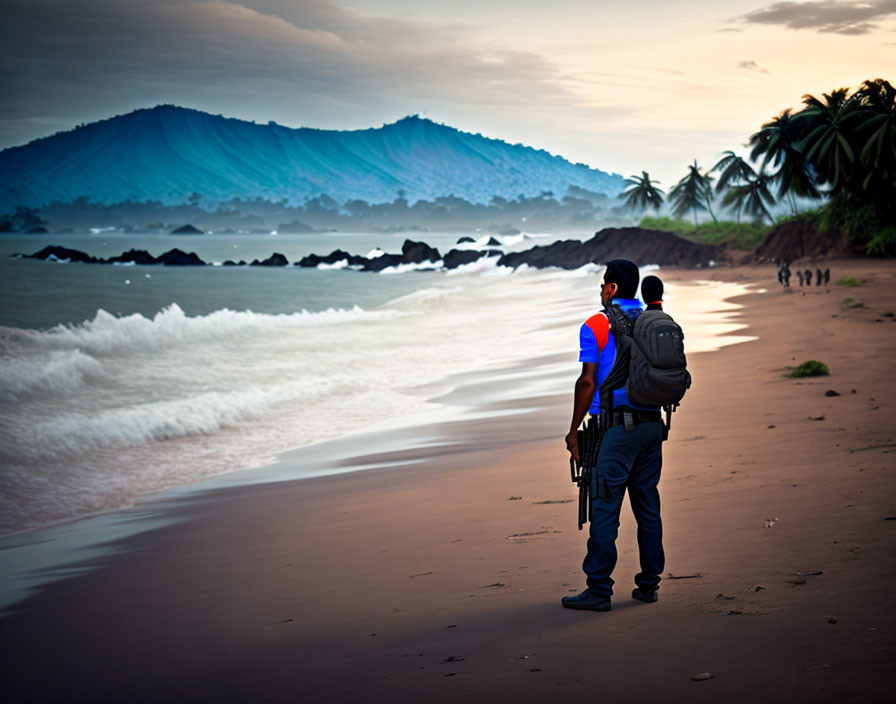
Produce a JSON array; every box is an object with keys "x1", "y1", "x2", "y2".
[{"x1": 1, "y1": 259, "x2": 894, "y2": 702}]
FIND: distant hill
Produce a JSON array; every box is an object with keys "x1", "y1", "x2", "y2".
[{"x1": 0, "y1": 106, "x2": 624, "y2": 210}]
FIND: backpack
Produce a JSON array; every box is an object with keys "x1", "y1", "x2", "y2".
[{"x1": 599, "y1": 303, "x2": 691, "y2": 414}]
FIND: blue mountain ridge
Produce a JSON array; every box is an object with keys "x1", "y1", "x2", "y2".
[{"x1": 0, "y1": 105, "x2": 625, "y2": 210}]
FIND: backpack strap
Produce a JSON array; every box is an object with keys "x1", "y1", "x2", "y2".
[{"x1": 596, "y1": 303, "x2": 637, "y2": 430}]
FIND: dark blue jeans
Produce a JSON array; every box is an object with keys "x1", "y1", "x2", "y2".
[{"x1": 583, "y1": 420, "x2": 664, "y2": 597}]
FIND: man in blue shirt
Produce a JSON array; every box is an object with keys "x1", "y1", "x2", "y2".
[{"x1": 563, "y1": 259, "x2": 665, "y2": 611}]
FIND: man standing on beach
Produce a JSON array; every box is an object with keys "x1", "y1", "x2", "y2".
[{"x1": 563, "y1": 260, "x2": 665, "y2": 611}]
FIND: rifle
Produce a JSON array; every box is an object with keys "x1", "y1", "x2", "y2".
[{"x1": 569, "y1": 414, "x2": 603, "y2": 530}]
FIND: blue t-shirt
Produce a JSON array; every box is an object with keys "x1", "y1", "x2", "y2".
[{"x1": 578, "y1": 298, "x2": 658, "y2": 414}]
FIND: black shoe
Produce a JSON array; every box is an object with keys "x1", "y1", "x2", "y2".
[
  {"x1": 561, "y1": 588, "x2": 611, "y2": 611},
  {"x1": 632, "y1": 587, "x2": 658, "y2": 603}
]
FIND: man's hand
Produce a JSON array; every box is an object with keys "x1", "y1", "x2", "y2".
[{"x1": 565, "y1": 429, "x2": 580, "y2": 464}]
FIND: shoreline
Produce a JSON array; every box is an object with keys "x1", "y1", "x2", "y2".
[
  {"x1": 0, "y1": 273, "x2": 752, "y2": 612},
  {"x1": 1, "y1": 259, "x2": 894, "y2": 701}
]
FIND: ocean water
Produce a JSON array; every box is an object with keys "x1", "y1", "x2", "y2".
[{"x1": 0, "y1": 232, "x2": 751, "y2": 536}]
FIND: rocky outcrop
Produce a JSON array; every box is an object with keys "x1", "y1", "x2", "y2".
[
  {"x1": 296, "y1": 249, "x2": 367, "y2": 267},
  {"x1": 754, "y1": 219, "x2": 854, "y2": 263},
  {"x1": 486, "y1": 236, "x2": 501, "y2": 246},
  {"x1": 18, "y1": 228, "x2": 719, "y2": 272},
  {"x1": 170, "y1": 224, "x2": 204, "y2": 234},
  {"x1": 24, "y1": 245, "x2": 101, "y2": 263},
  {"x1": 443, "y1": 249, "x2": 501, "y2": 269},
  {"x1": 251, "y1": 252, "x2": 289, "y2": 266},
  {"x1": 497, "y1": 227, "x2": 719, "y2": 269},
  {"x1": 361, "y1": 253, "x2": 405, "y2": 272},
  {"x1": 107, "y1": 249, "x2": 157, "y2": 265},
  {"x1": 155, "y1": 248, "x2": 205, "y2": 265},
  {"x1": 456, "y1": 236, "x2": 475, "y2": 244},
  {"x1": 401, "y1": 239, "x2": 441, "y2": 263}
]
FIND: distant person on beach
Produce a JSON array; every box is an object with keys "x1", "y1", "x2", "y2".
[
  {"x1": 797, "y1": 270, "x2": 804, "y2": 287},
  {"x1": 783, "y1": 263, "x2": 791, "y2": 288},
  {"x1": 816, "y1": 268, "x2": 823, "y2": 287},
  {"x1": 824, "y1": 268, "x2": 830, "y2": 285},
  {"x1": 805, "y1": 269, "x2": 813, "y2": 286},
  {"x1": 563, "y1": 260, "x2": 665, "y2": 611}
]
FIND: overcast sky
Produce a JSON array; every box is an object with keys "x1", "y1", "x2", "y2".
[{"x1": 2, "y1": 0, "x2": 893, "y2": 187}]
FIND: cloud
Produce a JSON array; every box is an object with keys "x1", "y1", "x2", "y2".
[
  {"x1": 736, "y1": 60, "x2": 769, "y2": 73},
  {"x1": 736, "y1": 0, "x2": 896, "y2": 35},
  {"x1": 0, "y1": 0, "x2": 625, "y2": 149}
]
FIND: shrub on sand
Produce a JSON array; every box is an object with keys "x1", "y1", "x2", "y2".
[
  {"x1": 836, "y1": 276, "x2": 860, "y2": 287},
  {"x1": 789, "y1": 360, "x2": 830, "y2": 378}
]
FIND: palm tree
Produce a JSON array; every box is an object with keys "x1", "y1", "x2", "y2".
[
  {"x1": 619, "y1": 171, "x2": 665, "y2": 212},
  {"x1": 748, "y1": 108, "x2": 822, "y2": 214},
  {"x1": 669, "y1": 160, "x2": 710, "y2": 227},
  {"x1": 749, "y1": 109, "x2": 800, "y2": 168},
  {"x1": 796, "y1": 88, "x2": 863, "y2": 192},
  {"x1": 853, "y1": 78, "x2": 896, "y2": 198},
  {"x1": 711, "y1": 150, "x2": 756, "y2": 193},
  {"x1": 774, "y1": 150, "x2": 820, "y2": 213},
  {"x1": 721, "y1": 171, "x2": 776, "y2": 224}
]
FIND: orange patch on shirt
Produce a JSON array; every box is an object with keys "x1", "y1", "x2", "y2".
[{"x1": 585, "y1": 313, "x2": 609, "y2": 350}]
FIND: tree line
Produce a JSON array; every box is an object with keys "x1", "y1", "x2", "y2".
[{"x1": 621, "y1": 78, "x2": 895, "y2": 254}]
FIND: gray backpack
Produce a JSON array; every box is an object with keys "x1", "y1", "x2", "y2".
[
  {"x1": 600, "y1": 304, "x2": 691, "y2": 410},
  {"x1": 626, "y1": 309, "x2": 691, "y2": 407}
]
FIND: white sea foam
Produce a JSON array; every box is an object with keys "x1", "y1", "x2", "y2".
[
  {"x1": 0, "y1": 349, "x2": 104, "y2": 398},
  {"x1": 12, "y1": 303, "x2": 404, "y2": 356},
  {"x1": 0, "y1": 264, "x2": 753, "y2": 535},
  {"x1": 378, "y1": 260, "x2": 445, "y2": 274},
  {"x1": 317, "y1": 259, "x2": 349, "y2": 270}
]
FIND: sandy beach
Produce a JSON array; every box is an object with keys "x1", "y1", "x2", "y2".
[{"x1": 1, "y1": 259, "x2": 894, "y2": 703}]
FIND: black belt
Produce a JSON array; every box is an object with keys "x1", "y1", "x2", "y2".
[{"x1": 611, "y1": 408, "x2": 662, "y2": 428}]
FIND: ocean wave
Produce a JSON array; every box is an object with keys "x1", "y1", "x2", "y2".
[
  {"x1": 3, "y1": 303, "x2": 405, "y2": 356},
  {"x1": 0, "y1": 349, "x2": 104, "y2": 398},
  {"x1": 25, "y1": 380, "x2": 336, "y2": 456}
]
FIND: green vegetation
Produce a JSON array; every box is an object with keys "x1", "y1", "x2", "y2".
[
  {"x1": 622, "y1": 78, "x2": 896, "y2": 255},
  {"x1": 816, "y1": 199, "x2": 896, "y2": 256},
  {"x1": 842, "y1": 297, "x2": 854, "y2": 304},
  {"x1": 638, "y1": 216, "x2": 770, "y2": 250},
  {"x1": 788, "y1": 360, "x2": 831, "y2": 378},
  {"x1": 836, "y1": 276, "x2": 860, "y2": 287}
]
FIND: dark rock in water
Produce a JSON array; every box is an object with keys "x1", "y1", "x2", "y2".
[
  {"x1": 238, "y1": 260, "x2": 247, "y2": 266},
  {"x1": 443, "y1": 249, "x2": 501, "y2": 269},
  {"x1": 497, "y1": 227, "x2": 718, "y2": 270},
  {"x1": 251, "y1": 252, "x2": 289, "y2": 266},
  {"x1": 222, "y1": 260, "x2": 238, "y2": 266},
  {"x1": 170, "y1": 224, "x2": 204, "y2": 235},
  {"x1": 25, "y1": 245, "x2": 101, "y2": 263},
  {"x1": 25, "y1": 226, "x2": 48, "y2": 234},
  {"x1": 362, "y1": 253, "x2": 404, "y2": 272},
  {"x1": 156, "y1": 248, "x2": 205, "y2": 265},
  {"x1": 486, "y1": 237, "x2": 501, "y2": 246},
  {"x1": 107, "y1": 249, "x2": 157, "y2": 265},
  {"x1": 456, "y1": 236, "x2": 476, "y2": 244},
  {"x1": 401, "y1": 239, "x2": 441, "y2": 263},
  {"x1": 297, "y1": 249, "x2": 365, "y2": 267}
]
